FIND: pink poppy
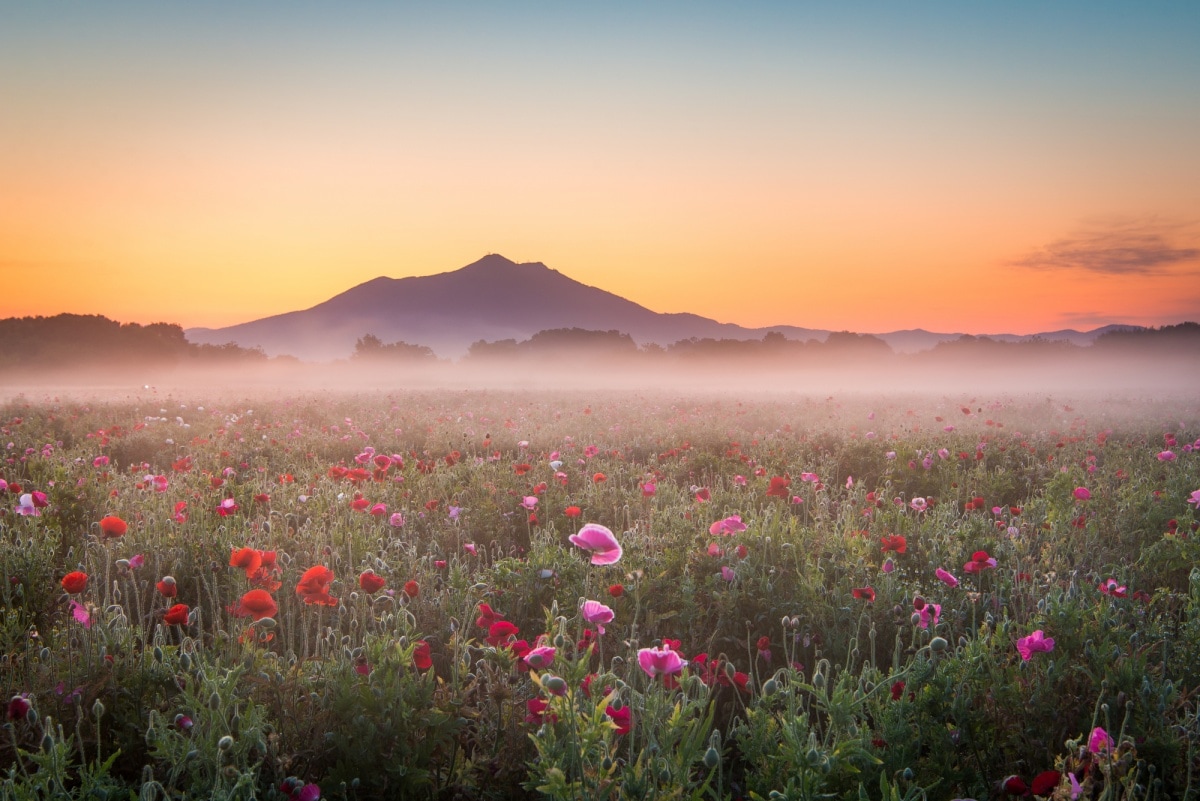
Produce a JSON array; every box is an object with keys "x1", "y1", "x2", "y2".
[
  {"x1": 1089, "y1": 727, "x2": 1114, "y2": 755},
  {"x1": 1015, "y1": 629, "x2": 1055, "y2": 661},
  {"x1": 709, "y1": 515, "x2": 747, "y2": 536},
  {"x1": 569, "y1": 523, "x2": 623, "y2": 566},
  {"x1": 1073, "y1": 487, "x2": 1092, "y2": 501},
  {"x1": 918, "y1": 602, "x2": 941, "y2": 629},
  {"x1": 523, "y1": 646, "x2": 556, "y2": 670},
  {"x1": 935, "y1": 567, "x2": 959, "y2": 588},
  {"x1": 580, "y1": 599, "x2": 614, "y2": 635},
  {"x1": 637, "y1": 645, "x2": 686, "y2": 678}
]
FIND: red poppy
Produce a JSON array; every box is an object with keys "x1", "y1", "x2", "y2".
[
  {"x1": 592, "y1": 472, "x2": 607, "y2": 484},
  {"x1": 880, "y1": 534, "x2": 907, "y2": 554},
  {"x1": 766, "y1": 476, "x2": 791, "y2": 497},
  {"x1": 564, "y1": 506, "x2": 582, "y2": 518},
  {"x1": 61, "y1": 571, "x2": 88, "y2": 594},
  {"x1": 234, "y1": 589, "x2": 278, "y2": 620},
  {"x1": 164, "y1": 603, "x2": 190, "y2": 626},
  {"x1": 514, "y1": 463, "x2": 531, "y2": 475},
  {"x1": 229, "y1": 547, "x2": 263, "y2": 576},
  {"x1": 852, "y1": 586, "x2": 876, "y2": 602},
  {"x1": 403, "y1": 580, "x2": 419, "y2": 598},
  {"x1": 6, "y1": 695, "x2": 31, "y2": 721},
  {"x1": 525, "y1": 697, "x2": 556, "y2": 725},
  {"x1": 296, "y1": 565, "x2": 337, "y2": 606},
  {"x1": 890, "y1": 680, "x2": 905, "y2": 701},
  {"x1": 99, "y1": 515, "x2": 127, "y2": 538},
  {"x1": 476, "y1": 603, "x2": 503, "y2": 629},
  {"x1": 608, "y1": 583, "x2": 624, "y2": 598},
  {"x1": 486, "y1": 620, "x2": 520, "y2": 646},
  {"x1": 605, "y1": 704, "x2": 632, "y2": 735},
  {"x1": 1030, "y1": 771, "x2": 1060, "y2": 796},
  {"x1": 413, "y1": 640, "x2": 432, "y2": 670},
  {"x1": 359, "y1": 570, "x2": 386, "y2": 593},
  {"x1": 156, "y1": 576, "x2": 178, "y2": 598}
]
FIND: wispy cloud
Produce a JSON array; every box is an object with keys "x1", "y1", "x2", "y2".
[{"x1": 1010, "y1": 218, "x2": 1200, "y2": 275}]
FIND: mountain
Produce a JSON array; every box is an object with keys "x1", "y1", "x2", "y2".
[
  {"x1": 185, "y1": 254, "x2": 1144, "y2": 361},
  {"x1": 186, "y1": 254, "x2": 832, "y2": 360}
]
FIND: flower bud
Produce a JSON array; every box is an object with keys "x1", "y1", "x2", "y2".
[
  {"x1": 217, "y1": 735, "x2": 234, "y2": 751},
  {"x1": 930, "y1": 636, "x2": 948, "y2": 652},
  {"x1": 703, "y1": 746, "x2": 721, "y2": 769}
]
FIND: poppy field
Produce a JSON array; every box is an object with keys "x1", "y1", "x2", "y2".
[{"x1": 2, "y1": 388, "x2": 1200, "y2": 801}]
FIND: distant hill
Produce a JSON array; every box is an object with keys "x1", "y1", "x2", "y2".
[{"x1": 185, "y1": 254, "x2": 1145, "y2": 361}]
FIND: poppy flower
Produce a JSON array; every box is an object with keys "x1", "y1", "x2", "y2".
[
  {"x1": 229, "y1": 547, "x2": 263, "y2": 576},
  {"x1": 295, "y1": 565, "x2": 337, "y2": 606},
  {"x1": 709, "y1": 515, "x2": 747, "y2": 536},
  {"x1": 358, "y1": 570, "x2": 386, "y2": 593},
  {"x1": 1098, "y1": 578, "x2": 1127, "y2": 597},
  {"x1": 413, "y1": 640, "x2": 432, "y2": 670},
  {"x1": 216, "y1": 498, "x2": 239, "y2": 516},
  {"x1": 523, "y1": 645, "x2": 556, "y2": 670},
  {"x1": 608, "y1": 583, "x2": 624, "y2": 598},
  {"x1": 580, "y1": 599, "x2": 614, "y2": 635},
  {"x1": 403, "y1": 580, "x2": 419, "y2": 598},
  {"x1": 766, "y1": 476, "x2": 791, "y2": 497},
  {"x1": 936, "y1": 567, "x2": 959, "y2": 588},
  {"x1": 569, "y1": 523, "x2": 623, "y2": 566},
  {"x1": 880, "y1": 534, "x2": 907, "y2": 554},
  {"x1": 234, "y1": 589, "x2": 278, "y2": 620},
  {"x1": 99, "y1": 515, "x2": 127, "y2": 538},
  {"x1": 164, "y1": 603, "x2": 190, "y2": 626},
  {"x1": 1073, "y1": 487, "x2": 1092, "y2": 501},
  {"x1": 963, "y1": 550, "x2": 997, "y2": 573},
  {"x1": 156, "y1": 576, "x2": 178, "y2": 598},
  {"x1": 605, "y1": 704, "x2": 632, "y2": 735},
  {"x1": 756, "y1": 635, "x2": 771, "y2": 662},
  {"x1": 525, "y1": 697, "x2": 556, "y2": 725},
  {"x1": 592, "y1": 472, "x2": 607, "y2": 484},
  {"x1": 637, "y1": 645, "x2": 686, "y2": 678},
  {"x1": 486, "y1": 620, "x2": 520, "y2": 646},
  {"x1": 564, "y1": 505, "x2": 582, "y2": 518},
  {"x1": 1015, "y1": 629, "x2": 1055, "y2": 661},
  {"x1": 852, "y1": 586, "x2": 875, "y2": 602},
  {"x1": 1089, "y1": 726, "x2": 1114, "y2": 754},
  {"x1": 890, "y1": 680, "x2": 905, "y2": 701},
  {"x1": 7, "y1": 695, "x2": 31, "y2": 721},
  {"x1": 61, "y1": 571, "x2": 88, "y2": 594},
  {"x1": 694, "y1": 487, "x2": 711, "y2": 502}
]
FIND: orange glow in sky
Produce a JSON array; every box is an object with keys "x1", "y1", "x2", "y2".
[{"x1": 2, "y1": 3, "x2": 1198, "y2": 337}]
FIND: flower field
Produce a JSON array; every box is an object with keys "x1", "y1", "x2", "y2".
[{"x1": 2, "y1": 388, "x2": 1200, "y2": 800}]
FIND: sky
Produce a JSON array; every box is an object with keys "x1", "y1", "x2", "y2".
[{"x1": 2, "y1": 1, "x2": 1199, "y2": 336}]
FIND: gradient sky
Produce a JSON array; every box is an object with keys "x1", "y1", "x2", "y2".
[{"x1": 3, "y1": 1, "x2": 1198, "y2": 336}]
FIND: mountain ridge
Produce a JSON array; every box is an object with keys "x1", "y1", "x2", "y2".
[{"x1": 185, "y1": 254, "x2": 1142, "y2": 361}]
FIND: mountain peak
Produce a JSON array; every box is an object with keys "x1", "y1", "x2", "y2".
[{"x1": 464, "y1": 253, "x2": 520, "y2": 270}]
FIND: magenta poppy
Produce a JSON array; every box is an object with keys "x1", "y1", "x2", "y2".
[
  {"x1": 569, "y1": 523, "x2": 623, "y2": 566},
  {"x1": 637, "y1": 645, "x2": 686, "y2": 678},
  {"x1": 1015, "y1": 629, "x2": 1055, "y2": 661},
  {"x1": 580, "y1": 599, "x2": 615, "y2": 635}
]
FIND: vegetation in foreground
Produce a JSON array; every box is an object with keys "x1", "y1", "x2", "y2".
[{"x1": 2, "y1": 389, "x2": 1199, "y2": 801}]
